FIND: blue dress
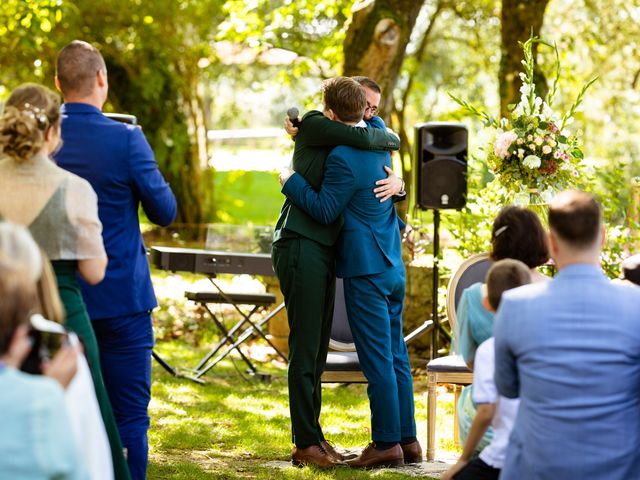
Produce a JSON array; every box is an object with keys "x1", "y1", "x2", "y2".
[
  {"x1": 0, "y1": 366, "x2": 87, "y2": 479},
  {"x1": 454, "y1": 282, "x2": 495, "y2": 450}
]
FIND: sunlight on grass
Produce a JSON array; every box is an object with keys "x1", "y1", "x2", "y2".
[{"x1": 148, "y1": 340, "x2": 454, "y2": 479}]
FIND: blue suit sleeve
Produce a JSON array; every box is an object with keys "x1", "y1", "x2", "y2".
[
  {"x1": 282, "y1": 152, "x2": 356, "y2": 225},
  {"x1": 494, "y1": 297, "x2": 520, "y2": 398},
  {"x1": 128, "y1": 126, "x2": 177, "y2": 226}
]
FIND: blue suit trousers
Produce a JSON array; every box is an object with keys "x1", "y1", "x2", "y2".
[
  {"x1": 93, "y1": 312, "x2": 153, "y2": 480},
  {"x1": 343, "y1": 265, "x2": 416, "y2": 442}
]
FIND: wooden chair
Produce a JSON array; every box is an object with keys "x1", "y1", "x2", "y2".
[{"x1": 426, "y1": 252, "x2": 492, "y2": 461}]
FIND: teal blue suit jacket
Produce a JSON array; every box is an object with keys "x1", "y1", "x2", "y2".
[{"x1": 282, "y1": 145, "x2": 403, "y2": 278}]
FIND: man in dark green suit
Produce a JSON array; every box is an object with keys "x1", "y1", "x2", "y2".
[{"x1": 271, "y1": 79, "x2": 401, "y2": 468}]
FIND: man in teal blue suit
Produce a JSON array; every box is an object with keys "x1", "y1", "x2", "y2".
[
  {"x1": 494, "y1": 190, "x2": 640, "y2": 480},
  {"x1": 279, "y1": 77, "x2": 417, "y2": 469}
]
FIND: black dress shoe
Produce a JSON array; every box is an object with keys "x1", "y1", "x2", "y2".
[
  {"x1": 321, "y1": 440, "x2": 358, "y2": 461},
  {"x1": 291, "y1": 445, "x2": 343, "y2": 468},
  {"x1": 346, "y1": 443, "x2": 404, "y2": 469}
]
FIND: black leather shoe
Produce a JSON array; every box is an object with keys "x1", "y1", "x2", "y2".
[
  {"x1": 321, "y1": 440, "x2": 358, "y2": 461},
  {"x1": 401, "y1": 440, "x2": 423, "y2": 463},
  {"x1": 346, "y1": 443, "x2": 404, "y2": 469},
  {"x1": 291, "y1": 445, "x2": 343, "y2": 468}
]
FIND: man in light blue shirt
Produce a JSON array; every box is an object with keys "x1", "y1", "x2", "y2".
[{"x1": 494, "y1": 190, "x2": 640, "y2": 480}]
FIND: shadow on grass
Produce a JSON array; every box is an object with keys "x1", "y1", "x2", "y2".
[{"x1": 149, "y1": 341, "x2": 446, "y2": 479}]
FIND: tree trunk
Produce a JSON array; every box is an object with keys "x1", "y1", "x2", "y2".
[
  {"x1": 342, "y1": 0, "x2": 425, "y2": 124},
  {"x1": 499, "y1": 0, "x2": 551, "y2": 118}
]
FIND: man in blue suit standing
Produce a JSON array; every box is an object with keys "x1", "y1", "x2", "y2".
[
  {"x1": 494, "y1": 190, "x2": 640, "y2": 480},
  {"x1": 280, "y1": 76, "x2": 417, "y2": 469},
  {"x1": 54, "y1": 40, "x2": 177, "y2": 480}
]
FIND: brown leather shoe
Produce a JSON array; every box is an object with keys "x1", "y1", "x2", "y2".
[
  {"x1": 321, "y1": 440, "x2": 358, "y2": 461},
  {"x1": 346, "y1": 443, "x2": 404, "y2": 469},
  {"x1": 291, "y1": 445, "x2": 342, "y2": 468},
  {"x1": 401, "y1": 440, "x2": 423, "y2": 463}
]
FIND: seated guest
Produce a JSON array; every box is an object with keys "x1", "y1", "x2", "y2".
[
  {"x1": 0, "y1": 83, "x2": 128, "y2": 478},
  {"x1": 443, "y1": 259, "x2": 530, "y2": 480},
  {"x1": 494, "y1": 190, "x2": 640, "y2": 480},
  {"x1": 454, "y1": 206, "x2": 549, "y2": 449},
  {"x1": 0, "y1": 221, "x2": 113, "y2": 479},
  {"x1": 0, "y1": 260, "x2": 87, "y2": 478}
]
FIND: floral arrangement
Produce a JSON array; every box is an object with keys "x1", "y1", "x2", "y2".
[{"x1": 450, "y1": 36, "x2": 597, "y2": 204}]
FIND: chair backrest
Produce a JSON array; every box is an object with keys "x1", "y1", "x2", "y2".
[
  {"x1": 446, "y1": 252, "x2": 492, "y2": 330},
  {"x1": 328, "y1": 278, "x2": 357, "y2": 352}
]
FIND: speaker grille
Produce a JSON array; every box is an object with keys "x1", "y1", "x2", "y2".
[{"x1": 415, "y1": 122, "x2": 468, "y2": 210}]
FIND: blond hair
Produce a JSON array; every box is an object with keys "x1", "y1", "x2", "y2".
[{"x1": 0, "y1": 83, "x2": 61, "y2": 163}]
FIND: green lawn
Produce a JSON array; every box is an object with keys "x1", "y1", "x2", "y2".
[
  {"x1": 147, "y1": 340, "x2": 457, "y2": 479},
  {"x1": 214, "y1": 170, "x2": 283, "y2": 225}
]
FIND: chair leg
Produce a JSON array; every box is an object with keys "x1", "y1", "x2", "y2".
[
  {"x1": 426, "y1": 372, "x2": 437, "y2": 461},
  {"x1": 453, "y1": 384, "x2": 461, "y2": 446}
]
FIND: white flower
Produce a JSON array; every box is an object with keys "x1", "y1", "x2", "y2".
[
  {"x1": 520, "y1": 83, "x2": 531, "y2": 96},
  {"x1": 553, "y1": 151, "x2": 562, "y2": 159},
  {"x1": 494, "y1": 130, "x2": 518, "y2": 159},
  {"x1": 523, "y1": 154, "x2": 541, "y2": 169},
  {"x1": 527, "y1": 134, "x2": 533, "y2": 141},
  {"x1": 529, "y1": 143, "x2": 536, "y2": 150},
  {"x1": 541, "y1": 102, "x2": 554, "y2": 120},
  {"x1": 534, "y1": 136, "x2": 544, "y2": 146},
  {"x1": 518, "y1": 148, "x2": 525, "y2": 158},
  {"x1": 542, "y1": 145, "x2": 552, "y2": 154},
  {"x1": 560, "y1": 129, "x2": 571, "y2": 137},
  {"x1": 517, "y1": 138, "x2": 524, "y2": 145},
  {"x1": 514, "y1": 191, "x2": 530, "y2": 206},
  {"x1": 548, "y1": 139, "x2": 557, "y2": 147},
  {"x1": 541, "y1": 188, "x2": 555, "y2": 203}
]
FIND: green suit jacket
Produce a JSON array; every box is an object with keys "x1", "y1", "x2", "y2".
[{"x1": 273, "y1": 111, "x2": 400, "y2": 246}]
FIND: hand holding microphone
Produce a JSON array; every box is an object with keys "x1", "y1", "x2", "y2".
[{"x1": 285, "y1": 107, "x2": 301, "y2": 137}]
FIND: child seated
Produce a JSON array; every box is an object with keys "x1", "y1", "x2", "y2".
[{"x1": 443, "y1": 259, "x2": 531, "y2": 480}]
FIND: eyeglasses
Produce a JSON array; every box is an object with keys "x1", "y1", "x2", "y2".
[{"x1": 365, "y1": 103, "x2": 378, "y2": 115}]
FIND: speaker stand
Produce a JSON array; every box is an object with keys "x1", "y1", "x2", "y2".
[{"x1": 431, "y1": 209, "x2": 440, "y2": 360}]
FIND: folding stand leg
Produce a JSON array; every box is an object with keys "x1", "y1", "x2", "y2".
[
  {"x1": 194, "y1": 302, "x2": 287, "y2": 379},
  {"x1": 152, "y1": 349, "x2": 205, "y2": 384},
  {"x1": 192, "y1": 303, "x2": 260, "y2": 374}
]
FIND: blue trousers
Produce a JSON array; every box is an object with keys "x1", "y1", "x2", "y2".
[
  {"x1": 343, "y1": 265, "x2": 416, "y2": 443},
  {"x1": 93, "y1": 312, "x2": 153, "y2": 480}
]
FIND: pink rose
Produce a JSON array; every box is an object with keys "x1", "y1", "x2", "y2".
[{"x1": 494, "y1": 131, "x2": 518, "y2": 159}]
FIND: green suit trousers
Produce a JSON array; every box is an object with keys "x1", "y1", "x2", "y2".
[{"x1": 271, "y1": 233, "x2": 336, "y2": 447}]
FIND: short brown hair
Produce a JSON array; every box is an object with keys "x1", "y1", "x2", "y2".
[
  {"x1": 56, "y1": 40, "x2": 106, "y2": 97},
  {"x1": 352, "y1": 76, "x2": 381, "y2": 93},
  {"x1": 548, "y1": 190, "x2": 602, "y2": 248},
  {"x1": 490, "y1": 206, "x2": 549, "y2": 268},
  {"x1": 0, "y1": 264, "x2": 36, "y2": 355},
  {"x1": 321, "y1": 77, "x2": 366, "y2": 123},
  {"x1": 485, "y1": 259, "x2": 531, "y2": 310},
  {"x1": 0, "y1": 83, "x2": 61, "y2": 163}
]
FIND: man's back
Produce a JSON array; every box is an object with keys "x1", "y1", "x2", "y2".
[
  {"x1": 329, "y1": 145, "x2": 402, "y2": 278},
  {"x1": 495, "y1": 265, "x2": 640, "y2": 479},
  {"x1": 55, "y1": 102, "x2": 176, "y2": 319}
]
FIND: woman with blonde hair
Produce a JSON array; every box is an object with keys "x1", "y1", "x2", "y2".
[{"x1": 0, "y1": 83, "x2": 129, "y2": 479}]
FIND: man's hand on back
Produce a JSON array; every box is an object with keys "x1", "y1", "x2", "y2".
[
  {"x1": 279, "y1": 167, "x2": 294, "y2": 186},
  {"x1": 373, "y1": 166, "x2": 404, "y2": 202}
]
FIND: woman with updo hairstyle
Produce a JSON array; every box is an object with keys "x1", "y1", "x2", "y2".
[
  {"x1": 0, "y1": 83, "x2": 129, "y2": 479},
  {"x1": 454, "y1": 205, "x2": 550, "y2": 451}
]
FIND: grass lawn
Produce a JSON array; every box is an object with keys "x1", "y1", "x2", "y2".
[{"x1": 147, "y1": 340, "x2": 458, "y2": 479}]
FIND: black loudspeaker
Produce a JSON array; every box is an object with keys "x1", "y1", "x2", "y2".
[{"x1": 414, "y1": 122, "x2": 468, "y2": 210}]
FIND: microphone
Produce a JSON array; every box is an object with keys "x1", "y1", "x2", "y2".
[{"x1": 287, "y1": 107, "x2": 301, "y2": 127}]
